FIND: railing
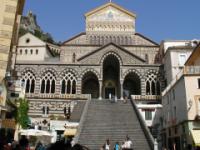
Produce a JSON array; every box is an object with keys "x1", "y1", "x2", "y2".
[
  {"x1": 73, "y1": 95, "x2": 91, "y2": 145},
  {"x1": 25, "y1": 93, "x2": 89, "y2": 100},
  {"x1": 131, "y1": 95, "x2": 161, "y2": 101},
  {"x1": 130, "y1": 98, "x2": 154, "y2": 150},
  {"x1": 162, "y1": 66, "x2": 200, "y2": 96}
]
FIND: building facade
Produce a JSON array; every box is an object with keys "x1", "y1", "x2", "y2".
[
  {"x1": 161, "y1": 41, "x2": 200, "y2": 150},
  {"x1": 13, "y1": 2, "x2": 163, "y2": 131},
  {"x1": 0, "y1": 0, "x2": 25, "y2": 125}
]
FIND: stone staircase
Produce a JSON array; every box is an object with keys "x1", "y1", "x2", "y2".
[
  {"x1": 69, "y1": 101, "x2": 86, "y2": 122},
  {"x1": 77, "y1": 99, "x2": 152, "y2": 150}
]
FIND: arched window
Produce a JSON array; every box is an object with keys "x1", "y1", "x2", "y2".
[
  {"x1": 72, "y1": 53, "x2": 76, "y2": 63},
  {"x1": 40, "y1": 71, "x2": 56, "y2": 94},
  {"x1": 145, "y1": 73, "x2": 161, "y2": 95},
  {"x1": 21, "y1": 71, "x2": 36, "y2": 94},
  {"x1": 61, "y1": 72, "x2": 77, "y2": 94}
]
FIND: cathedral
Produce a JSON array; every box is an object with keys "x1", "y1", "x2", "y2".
[{"x1": 13, "y1": 2, "x2": 163, "y2": 145}]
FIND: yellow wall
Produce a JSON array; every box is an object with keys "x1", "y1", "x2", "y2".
[{"x1": 0, "y1": 0, "x2": 25, "y2": 82}]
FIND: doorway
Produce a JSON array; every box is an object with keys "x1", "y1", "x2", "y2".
[{"x1": 105, "y1": 87, "x2": 115, "y2": 99}]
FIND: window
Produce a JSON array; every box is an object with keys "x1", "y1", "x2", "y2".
[
  {"x1": 20, "y1": 49, "x2": 22, "y2": 55},
  {"x1": 30, "y1": 49, "x2": 33, "y2": 55},
  {"x1": 61, "y1": 72, "x2": 77, "y2": 94},
  {"x1": 72, "y1": 53, "x2": 76, "y2": 63},
  {"x1": 198, "y1": 78, "x2": 200, "y2": 89},
  {"x1": 36, "y1": 49, "x2": 38, "y2": 55},
  {"x1": 145, "y1": 110, "x2": 153, "y2": 120},
  {"x1": 198, "y1": 99, "x2": 200, "y2": 116},
  {"x1": 172, "y1": 89, "x2": 175, "y2": 100},
  {"x1": 179, "y1": 54, "x2": 187, "y2": 66},
  {"x1": 10, "y1": 93, "x2": 19, "y2": 97},
  {"x1": 174, "y1": 106, "x2": 176, "y2": 118},
  {"x1": 22, "y1": 72, "x2": 36, "y2": 94},
  {"x1": 26, "y1": 38, "x2": 30, "y2": 43},
  {"x1": 25, "y1": 49, "x2": 28, "y2": 55},
  {"x1": 145, "y1": 54, "x2": 149, "y2": 63}
]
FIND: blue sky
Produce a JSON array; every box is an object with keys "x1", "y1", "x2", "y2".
[{"x1": 23, "y1": 0, "x2": 200, "y2": 43}]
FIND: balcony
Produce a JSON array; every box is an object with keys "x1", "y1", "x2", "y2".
[
  {"x1": 25, "y1": 93, "x2": 89, "y2": 100},
  {"x1": 184, "y1": 66, "x2": 200, "y2": 75},
  {"x1": 131, "y1": 95, "x2": 161, "y2": 101}
]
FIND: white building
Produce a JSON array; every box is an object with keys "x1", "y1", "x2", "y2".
[{"x1": 161, "y1": 42, "x2": 200, "y2": 150}]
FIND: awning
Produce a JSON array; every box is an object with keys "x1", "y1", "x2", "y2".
[
  {"x1": 64, "y1": 129, "x2": 77, "y2": 136},
  {"x1": 191, "y1": 130, "x2": 200, "y2": 146}
]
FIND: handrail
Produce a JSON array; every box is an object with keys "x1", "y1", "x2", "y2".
[
  {"x1": 73, "y1": 95, "x2": 91, "y2": 145},
  {"x1": 130, "y1": 98, "x2": 154, "y2": 150}
]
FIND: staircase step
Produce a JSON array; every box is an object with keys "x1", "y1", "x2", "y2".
[{"x1": 77, "y1": 99, "x2": 151, "y2": 150}]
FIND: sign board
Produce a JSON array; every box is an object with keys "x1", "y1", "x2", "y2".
[{"x1": 2, "y1": 119, "x2": 16, "y2": 129}]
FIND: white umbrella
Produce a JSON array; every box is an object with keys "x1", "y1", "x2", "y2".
[{"x1": 19, "y1": 129, "x2": 52, "y2": 137}]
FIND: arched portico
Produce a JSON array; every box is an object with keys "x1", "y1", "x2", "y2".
[
  {"x1": 82, "y1": 72, "x2": 99, "y2": 99},
  {"x1": 123, "y1": 72, "x2": 141, "y2": 98},
  {"x1": 102, "y1": 54, "x2": 121, "y2": 99}
]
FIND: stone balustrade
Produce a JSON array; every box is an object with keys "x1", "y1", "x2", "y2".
[
  {"x1": 25, "y1": 93, "x2": 90, "y2": 100},
  {"x1": 131, "y1": 95, "x2": 161, "y2": 101}
]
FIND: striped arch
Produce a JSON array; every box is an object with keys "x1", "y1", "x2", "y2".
[
  {"x1": 123, "y1": 69, "x2": 141, "y2": 96},
  {"x1": 80, "y1": 68, "x2": 100, "y2": 80},
  {"x1": 39, "y1": 68, "x2": 58, "y2": 78},
  {"x1": 59, "y1": 68, "x2": 79, "y2": 79},
  {"x1": 122, "y1": 69, "x2": 142, "y2": 79},
  {"x1": 100, "y1": 51, "x2": 123, "y2": 66},
  {"x1": 21, "y1": 67, "x2": 37, "y2": 77}
]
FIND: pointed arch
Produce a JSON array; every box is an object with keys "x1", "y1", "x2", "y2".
[
  {"x1": 21, "y1": 71, "x2": 36, "y2": 94},
  {"x1": 100, "y1": 51, "x2": 123, "y2": 66},
  {"x1": 60, "y1": 69, "x2": 77, "y2": 94},
  {"x1": 40, "y1": 70, "x2": 56, "y2": 94}
]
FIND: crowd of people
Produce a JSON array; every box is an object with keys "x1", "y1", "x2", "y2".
[
  {"x1": 100, "y1": 135, "x2": 133, "y2": 150},
  {"x1": 0, "y1": 136, "x2": 88, "y2": 150}
]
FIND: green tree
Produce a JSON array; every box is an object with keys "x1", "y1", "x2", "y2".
[{"x1": 7, "y1": 98, "x2": 29, "y2": 129}]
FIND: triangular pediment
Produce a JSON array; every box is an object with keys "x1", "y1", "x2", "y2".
[
  {"x1": 77, "y1": 43, "x2": 146, "y2": 65},
  {"x1": 18, "y1": 32, "x2": 45, "y2": 46},
  {"x1": 85, "y1": 2, "x2": 136, "y2": 22}
]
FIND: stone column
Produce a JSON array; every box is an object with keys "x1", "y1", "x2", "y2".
[
  {"x1": 120, "y1": 80, "x2": 124, "y2": 100},
  {"x1": 76, "y1": 78, "x2": 82, "y2": 94},
  {"x1": 99, "y1": 80, "x2": 102, "y2": 100},
  {"x1": 34, "y1": 77, "x2": 41, "y2": 96},
  {"x1": 55, "y1": 77, "x2": 61, "y2": 95},
  {"x1": 141, "y1": 78, "x2": 146, "y2": 96}
]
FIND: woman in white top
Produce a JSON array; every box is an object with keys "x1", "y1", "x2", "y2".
[{"x1": 105, "y1": 139, "x2": 110, "y2": 150}]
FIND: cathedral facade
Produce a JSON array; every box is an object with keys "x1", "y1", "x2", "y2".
[{"x1": 14, "y1": 2, "x2": 162, "y2": 121}]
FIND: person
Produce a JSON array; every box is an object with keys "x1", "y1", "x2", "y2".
[
  {"x1": 105, "y1": 139, "x2": 110, "y2": 150},
  {"x1": 123, "y1": 96, "x2": 128, "y2": 104},
  {"x1": 124, "y1": 135, "x2": 133, "y2": 150},
  {"x1": 121, "y1": 141, "x2": 126, "y2": 150},
  {"x1": 35, "y1": 141, "x2": 45, "y2": 150},
  {"x1": 114, "y1": 142, "x2": 120, "y2": 150}
]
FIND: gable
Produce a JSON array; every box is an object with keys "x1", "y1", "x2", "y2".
[
  {"x1": 85, "y1": 3, "x2": 136, "y2": 19},
  {"x1": 78, "y1": 43, "x2": 146, "y2": 65},
  {"x1": 18, "y1": 33, "x2": 45, "y2": 46},
  {"x1": 86, "y1": 5, "x2": 134, "y2": 23}
]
